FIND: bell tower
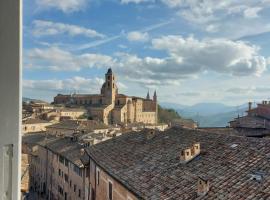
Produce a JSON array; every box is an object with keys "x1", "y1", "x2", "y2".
[{"x1": 103, "y1": 68, "x2": 117, "y2": 105}]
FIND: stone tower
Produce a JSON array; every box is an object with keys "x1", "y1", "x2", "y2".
[
  {"x1": 153, "y1": 90, "x2": 158, "y2": 124},
  {"x1": 101, "y1": 68, "x2": 117, "y2": 105},
  {"x1": 146, "y1": 91, "x2": 150, "y2": 99},
  {"x1": 153, "y1": 90, "x2": 157, "y2": 102}
]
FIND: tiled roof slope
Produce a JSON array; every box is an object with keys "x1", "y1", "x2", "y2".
[
  {"x1": 23, "y1": 118, "x2": 51, "y2": 124},
  {"x1": 23, "y1": 133, "x2": 84, "y2": 167},
  {"x1": 47, "y1": 120, "x2": 108, "y2": 131},
  {"x1": 87, "y1": 128, "x2": 270, "y2": 200}
]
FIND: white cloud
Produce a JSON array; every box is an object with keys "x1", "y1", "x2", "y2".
[
  {"x1": 24, "y1": 35, "x2": 268, "y2": 88},
  {"x1": 36, "y1": 0, "x2": 88, "y2": 13},
  {"x1": 127, "y1": 31, "x2": 149, "y2": 42},
  {"x1": 226, "y1": 86, "x2": 270, "y2": 94},
  {"x1": 25, "y1": 47, "x2": 115, "y2": 71},
  {"x1": 33, "y1": 20, "x2": 105, "y2": 38},
  {"x1": 120, "y1": 0, "x2": 153, "y2": 4},
  {"x1": 111, "y1": 35, "x2": 268, "y2": 87},
  {"x1": 152, "y1": 35, "x2": 267, "y2": 76},
  {"x1": 205, "y1": 24, "x2": 219, "y2": 33},
  {"x1": 243, "y1": 7, "x2": 262, "y2": 18},
  {"x1": 23, "y1": 76, "x2": 104, "y2": 93},
  {"x1": 160, "y1": 0, "x2": 182, "y2": 8}
]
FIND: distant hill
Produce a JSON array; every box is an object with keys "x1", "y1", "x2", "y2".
[
  {"x1": 184, "y1": 108, "x2": 247, "y2": 127},
  {"x1": 159, "y1": 102, "x2": 187, "y2": 110},
  {"x1": 22, "y1": 97, "x2": 35, "y2": 102},
  {"x1": 158, "y1": 105, "x2": 182, "y2": 123},
  {"x1": 160, "y1": 102, "x2": 248, "y2": 127}
]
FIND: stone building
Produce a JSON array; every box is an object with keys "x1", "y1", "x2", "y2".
[
  {"x1": 44, "y1": 108, "x2": 87, "y2": 121},
  {"x1": 54, "y1": 68, "x2": 158, "y2": 125},
  {"x1": 22, "y1": 134, "x2": 89, "y2": 200},
  {"x1": 46, "y1": 120, "x2": 109, "y2": 137},
  {"x1": 229, "y1": 100, "x2": 270, "y2": 137},
  {"x1": 84, "y1": 127, "x2": 270, "y2": 200},
  {"x1": 22, "y1": 118, "x2": 52, "y2": 134}
]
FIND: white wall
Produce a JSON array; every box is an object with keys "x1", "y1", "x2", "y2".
[{"x1": 0, "y1": 0, "x2": 22, "y2": 199}]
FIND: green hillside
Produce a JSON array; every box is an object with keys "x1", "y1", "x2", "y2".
[{"x1": 158, "y1": 105, "x2": 182, "y2": 123}]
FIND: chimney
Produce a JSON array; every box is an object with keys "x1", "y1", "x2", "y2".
[
  {"x1": 248, "y1": 102, "x2": 252, "y2": 111},
  {"x1": 180, "y1": 143, "x2": 200, "y2": 163},
  {"x1": 192, "y1": 143, "x2": 200, "y2": 155},
  {"x1": 197, "y1": 177, "x2": 210, "y2": 196},
  {"x1": 146, "y1": 130, "x2": 155, "y2": 140},
  {"x1": 80, "y1": 148, "x2": 85, "y2": 156}
]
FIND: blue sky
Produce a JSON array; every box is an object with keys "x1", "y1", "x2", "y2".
[{"x1": 23, "y1": 0, "x2": 270, "y2": 105}]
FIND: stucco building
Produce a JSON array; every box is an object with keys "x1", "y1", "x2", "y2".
[
  {"x1": 229, "y1": 100, "x2": 270, "y2": 137},
  {"x1": 54, "y1": 68, "x2": 158, "y2": 125},
  {"x1": 22, "y1": 134, "x2": 89, "y2": 200},
  {"x1": 22, "y1": 118, "x2": 52, "y2": 134}
]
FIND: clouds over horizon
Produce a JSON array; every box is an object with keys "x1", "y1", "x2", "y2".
[
  {"x1": 24, "y1": 35, "x2": 269, "y2": 88},
  {"x1": 25, "y1": 47, "x2": 115, "y2": 71},
  {"x1": 127, "y1": 31, "x2": 150, "y2": 42},
  {"x1": 24, "y1": 0, "x2": 270, "y2": 104},
  {"x1": 32, "y1": 20, "x2": 105, "y2": 38},
  {"x1": 23, "y1": 76, "x2": 104, "y2": 93},
  {"x1": 36, "y1": 0, "x2": 88, "y2": 13}
]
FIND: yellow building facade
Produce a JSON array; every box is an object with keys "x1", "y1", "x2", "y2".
[{"x1": 54, "y1": 68, "x2": 158, "y2": 125}]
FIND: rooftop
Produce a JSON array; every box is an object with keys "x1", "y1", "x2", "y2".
[
  {"x1": 47, "y1": 120, "x2": 108, "y2": 131},
  {"x1": 22, "y1": 133, "x2": 84, "y2": 167},
  {"x1": 87, "y1": 127, "x2": 270, "y2": 199},
  {"x1": 23, "y1": 118, "x2": 51, "y2": 124}
]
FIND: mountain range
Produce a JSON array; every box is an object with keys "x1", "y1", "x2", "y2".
[{"x1": 160, "y1": 102, "x2": 248, "y2": 127}]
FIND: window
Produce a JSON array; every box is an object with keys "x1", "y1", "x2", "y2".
[
  {"x1": 74, "y1": 165, "x2": 82, "y2": 177},
  {"x1": 70, "y1": 180, "x2": 72, "y2": 187},
  {"x1": 59, "y1": 155, "x2": 64, "y2": 164},
  {"x1": 186, "y1": 152, "x2": 189, "y2": 156},
  {"x1": 58, "y1": 169, "x2": 61, "y2": 176},
  {"x1": 74, "y1": 184, "x2": 77, "y2": 192},
  {"x1": 64, "y1": 158, "x2": 69, "y2": 167},
  {"x1": 79, "y1": 189, "x2": 81, "y2": 197},
  {"x1": 64, "y1": 174, "x2": 68, "y2": 182},
  {"x1": 108, "y1": 181, "x2": 113, "y2": 200},
  {"x1": 96, "y1": 168, "x2": 100, "y2": 185}
]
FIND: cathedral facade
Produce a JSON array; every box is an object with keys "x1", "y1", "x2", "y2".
[{"x1": 54, "y1": 68, "x2": 158, "y2": 125}]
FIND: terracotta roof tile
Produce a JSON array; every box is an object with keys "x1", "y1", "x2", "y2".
[{"x1": 87, "y1": 128, "x2": 270, "y2": 199}]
